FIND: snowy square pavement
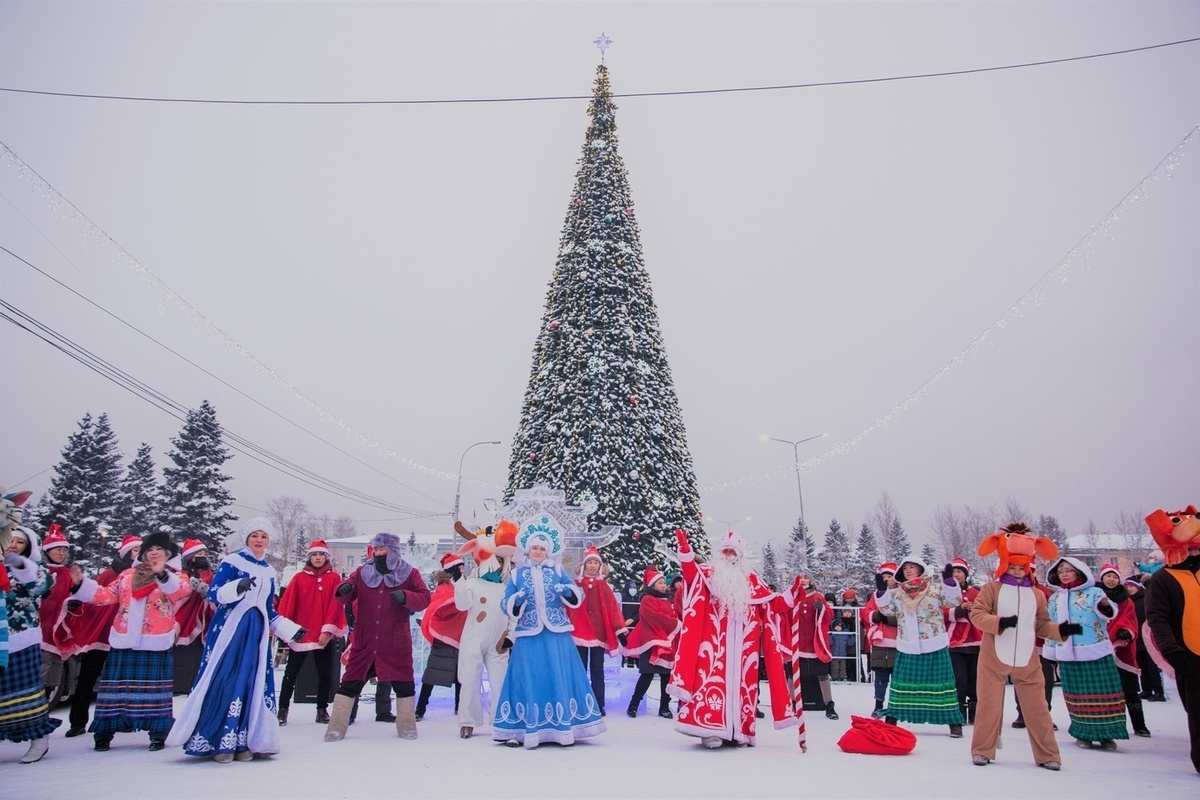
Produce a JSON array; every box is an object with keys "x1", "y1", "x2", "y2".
[{"x1": 4, "y1": 669, "x2": 1195, "y2": 798}]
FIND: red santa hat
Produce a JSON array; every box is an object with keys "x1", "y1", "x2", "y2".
[
  {"x1": 440, "y1": 552, "x2": 464, "y2": 571},
  {"x1": 950, "y1": 557, "x2": 970, "y2": 574},
  {"x1": 1098, "y1": 563, "x2": 1121, "y2": 581},
  {"x1": 577, "y1": 545, "x2": 603, "y2": 576},
  {"x1": 181, "y1": 538, "x2": 207, "y2": 559},
  {"x1": 41, "y1": 524, "x2": 69, "y2": 551},
  {"x1": 307, "y1": 539, "x2": 330, "y2": 556},
  {"x1": 876, "y1": 561, "x2": 898, "y2": 575},
  {"x1": 643, "y1": 567, "x2": 663, "y2": 587},
  {"x1": 117, "y1": 534, "x2": 142, "y2": 557}
]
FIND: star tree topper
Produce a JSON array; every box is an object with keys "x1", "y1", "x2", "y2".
[{"x1": 593, "y1": 32, "x2": 613, "y2": 62}]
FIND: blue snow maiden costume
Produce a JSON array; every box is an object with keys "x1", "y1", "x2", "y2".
[
  {"x1": 493, "y1": 518, "x2": 606, "y2": 748},
  {"x1": 166, "y1": 518, "x2": 301, "y2": 760}
]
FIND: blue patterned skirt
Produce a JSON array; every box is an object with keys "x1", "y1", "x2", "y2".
[
  {"x1": 493, "y1": 629, "x2": 606, "y2": 748},
  {"x1": 0, "y1": 645, "x2": 62, "y2": 742},
  {"x1": 183, "y1": 610, "x2": 266, "y2": 756}
]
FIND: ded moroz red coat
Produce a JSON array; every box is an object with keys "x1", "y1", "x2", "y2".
[
  {"x1": 277, "y1": 561, "x2": 349, "y2": 652},
  {"x1": 566, "y1": 575, "x2": 627, "y2": 654},
  {"x1": 668, "y1": 529, "x2": 797, "y2": 747},
  {"x1": 338, "y1": 564, "x2": 431, "y2": 683}
]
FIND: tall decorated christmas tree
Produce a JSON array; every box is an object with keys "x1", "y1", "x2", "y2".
[{"x1": 506, "y1": 60, "x2": 706, "y2": 584}]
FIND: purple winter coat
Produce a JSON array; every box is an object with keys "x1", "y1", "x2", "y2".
[{"x1": 340, "y1": 567, "x2": 431, "y2": 683}]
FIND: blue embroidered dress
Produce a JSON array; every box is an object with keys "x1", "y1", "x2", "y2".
[
  {"x1": 165, "y1": 549, "x2": 300, "y2": 757},
  {"x1": 493, "y1": 561, "x2": 606, "y2": 747}
]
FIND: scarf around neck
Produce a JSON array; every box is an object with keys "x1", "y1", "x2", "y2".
[
  {"x1": 897, "y1": 574, "x2": 935, "y2": 610},
  {"x1": 361, "y1": 555, "x2": 413, "y2": 588}
]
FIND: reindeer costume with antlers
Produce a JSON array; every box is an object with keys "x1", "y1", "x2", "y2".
[{"x1": 968, "y1": 522, "x2": 1068, "y2": 770}]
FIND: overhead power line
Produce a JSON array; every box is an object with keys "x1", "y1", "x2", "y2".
[
  {"x1": 0, "y1": 36, "x2": 1196, "y2": 105},
  {"x1": 0, "y1": 238, "x2": 450, "y2": 509},
  {"x1": 0, "y1": 293, "x2": 448, "y2": 519}
]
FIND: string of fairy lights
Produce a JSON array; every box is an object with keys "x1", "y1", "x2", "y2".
[
  {"x1": 1, "y1": 71, "x2": 1196, "y2": 500},
  {"x1": 700, "y1": 122, "x2": 1200, "y2": 494}
]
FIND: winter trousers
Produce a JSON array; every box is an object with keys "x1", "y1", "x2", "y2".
[
  {"x1": 1137, "y1": 648, "x2": 1164, "y2": 697},
  {"x1": 416, "y1": 680, "x2": 461, "y2": 716},
  {"x1": 68, "y1": 649, "x2": 108, "y2": 730},
  {"x1": 873, "y1": 667, "x2": 893, "y2": 703},
  {"x1": 1117, "y1": 668, "x2": 1148, "y2": 732},
  {"x1": 577, "y1": 646, "x2": 606, "y2": 712},
  {"x1": 458, "y1": 644, "x2": 509, "y2": 729},
  {"x1": 1176, "y1": 669, "x2": 1200, "y2": 773},
  {"x1": 628, "y1": 672, "x2": 670, "y2": 714},
  {"x1": 278, "y1": 644, "x2": 335, "y2": 709},
  {"x1": 972, "y1": 652, "x2": 1059, "y2": 765},
  {"x1": 1014, "y1": 653, "x2": 1055, "y2": 719},
  {"x1": 950, "y1": 648, "x2": 980, "y2": 722}
]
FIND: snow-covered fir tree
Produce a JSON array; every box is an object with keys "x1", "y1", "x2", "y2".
[
  {"x1": 881, "y1": 516, "x2": 912, "y2": 565},
  {"x1": 37, "y1": 412, "x2": 123, "y2": 569},
  {"x1": 760, "y1": 541, "x2": 783, "y2": 590},
  {"x1": 816, "y1": 518, "x2": 852, "y2": 594},
  {"x1": 783, "y1": 515, "x2": 817, "y2": 582},
  {"x1": 505, "y1": 64, "x2": 705, "y2": 585},
  {"x1": 1035, "y1": 514, "x2": 1069, "y2": 553},
  {"x1": 850, "y1": 522, "x2": 880, "y2": 594},
  {"x1": 111, "y1": 442, "x2": 160, "y2": 539},
  {"x1": 158, "y1": 401, "x2": 235, "y2": 551},
  {"x1": 921, "y1": 541, "x2": 939, "y2": 568}
]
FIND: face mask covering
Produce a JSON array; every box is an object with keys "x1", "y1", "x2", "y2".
[{"x1": 373, "y1": 554, "x2": 390, "y2": 573}]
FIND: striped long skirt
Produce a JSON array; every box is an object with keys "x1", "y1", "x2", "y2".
[
  {"x1": 89, "y1": 648, "x2": 175, "y2": 741},
  {"x1": 1060, "y1": 656, "x2": 1129, "y2": 742},
  {"x1": 0, "y1": 645, "x2": 62, "y2": 742},
  {"x1": 881, "y1": 648, "x2": 964, "y2": 725}
]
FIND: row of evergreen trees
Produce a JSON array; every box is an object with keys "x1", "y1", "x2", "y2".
[
  {"x1": 25, "y1": 401, "x2": 235, "y2": 570},
  {"x1": 759, "y1": 506, "x2": 1073, "y2": 600},
  {"x1": 760, "y1": 515, "x2": 912, "y2": 598}
]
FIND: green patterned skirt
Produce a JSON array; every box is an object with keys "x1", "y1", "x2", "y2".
[
  {"x1": 1060, "y1": 657, "x2": 1128, "y2": 742},
  {"x1": 881, "y1": 648, "x2": 964, "y2": 725}
]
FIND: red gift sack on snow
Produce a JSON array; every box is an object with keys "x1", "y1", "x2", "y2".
[{"x1": 836, "y1": 715, "x2": 917, "y2": 755}]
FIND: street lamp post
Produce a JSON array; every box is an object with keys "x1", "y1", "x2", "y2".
[
  {"x1": 709, "y1": 515, "x2": 751, "y2": 532},
  {"x1": 765, "y1": 433, "x2": 827, "y2": 525},
  {"x1": 453, "y1": 440, "x2": 502, "y2": 521}
]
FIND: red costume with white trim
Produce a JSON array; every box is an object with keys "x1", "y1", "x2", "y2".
[
  {"x1": 421, "y1": 579, "x2": 467, "y2": 648},
  {"x1": 668, "y1": 529, "x2": 799, "y2": 748},
  {"x1": 566, "y1": 564, "x2": 626, "y2": 654},
  {"x1": 277, "y1": 559, "x2": 349, "y2": 652}
]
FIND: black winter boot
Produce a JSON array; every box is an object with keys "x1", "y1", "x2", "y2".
[
  {"x1": 967, "y1": 701, "x2": 977, "y2": 725},
  {"x1": 825, "y1": 701, "x2": 839, "y2": 721}
]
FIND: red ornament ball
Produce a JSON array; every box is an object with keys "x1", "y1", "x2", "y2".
[
  {"x1": 629, "y1": 396, "x2": 638, "y2": 404},
  {"x1": 549, "y1": 321, "x2": 559, "y2": 330},
  {"x1": 632, "y1": 531, "x2": 641, "y2": 540},
  {"x1": 529, "y1": 454, "x2": 537, "y2": 461}
]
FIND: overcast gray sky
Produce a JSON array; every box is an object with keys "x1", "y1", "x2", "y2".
[{"x1": 2, "y1": 1, "x2": 1197, "y2": 557}]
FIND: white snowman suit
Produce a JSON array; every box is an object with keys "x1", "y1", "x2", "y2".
[{"x1": 455, "y1": 571, "x2": 515, "y2": 729}]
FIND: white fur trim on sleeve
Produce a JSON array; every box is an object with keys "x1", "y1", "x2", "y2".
[
  {"x1": 271, "y1": 615, "x2": 302, "y2": 642},
  {"x1": 8, "y1": 557, "x2": 39, "y2": 584},
  {"x1": 216, "y1": 579, "x2": 244, "y2": 605},
  {"x1": 73, "y1": 577, "x2": 99, "y2": 603}
]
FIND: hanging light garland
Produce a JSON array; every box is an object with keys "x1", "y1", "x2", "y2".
[{"x1": 702, "y1": 122, "x2": 1200, "y2": 493}]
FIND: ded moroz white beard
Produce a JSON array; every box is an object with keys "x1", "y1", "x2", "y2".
[{"x1": 709, "y1": 553, "x2": 753, "y2": 619}]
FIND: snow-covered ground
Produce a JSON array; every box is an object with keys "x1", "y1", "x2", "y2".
[{"x1": 4, "y1": 669, "x2": 1195, "y2": 797}]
